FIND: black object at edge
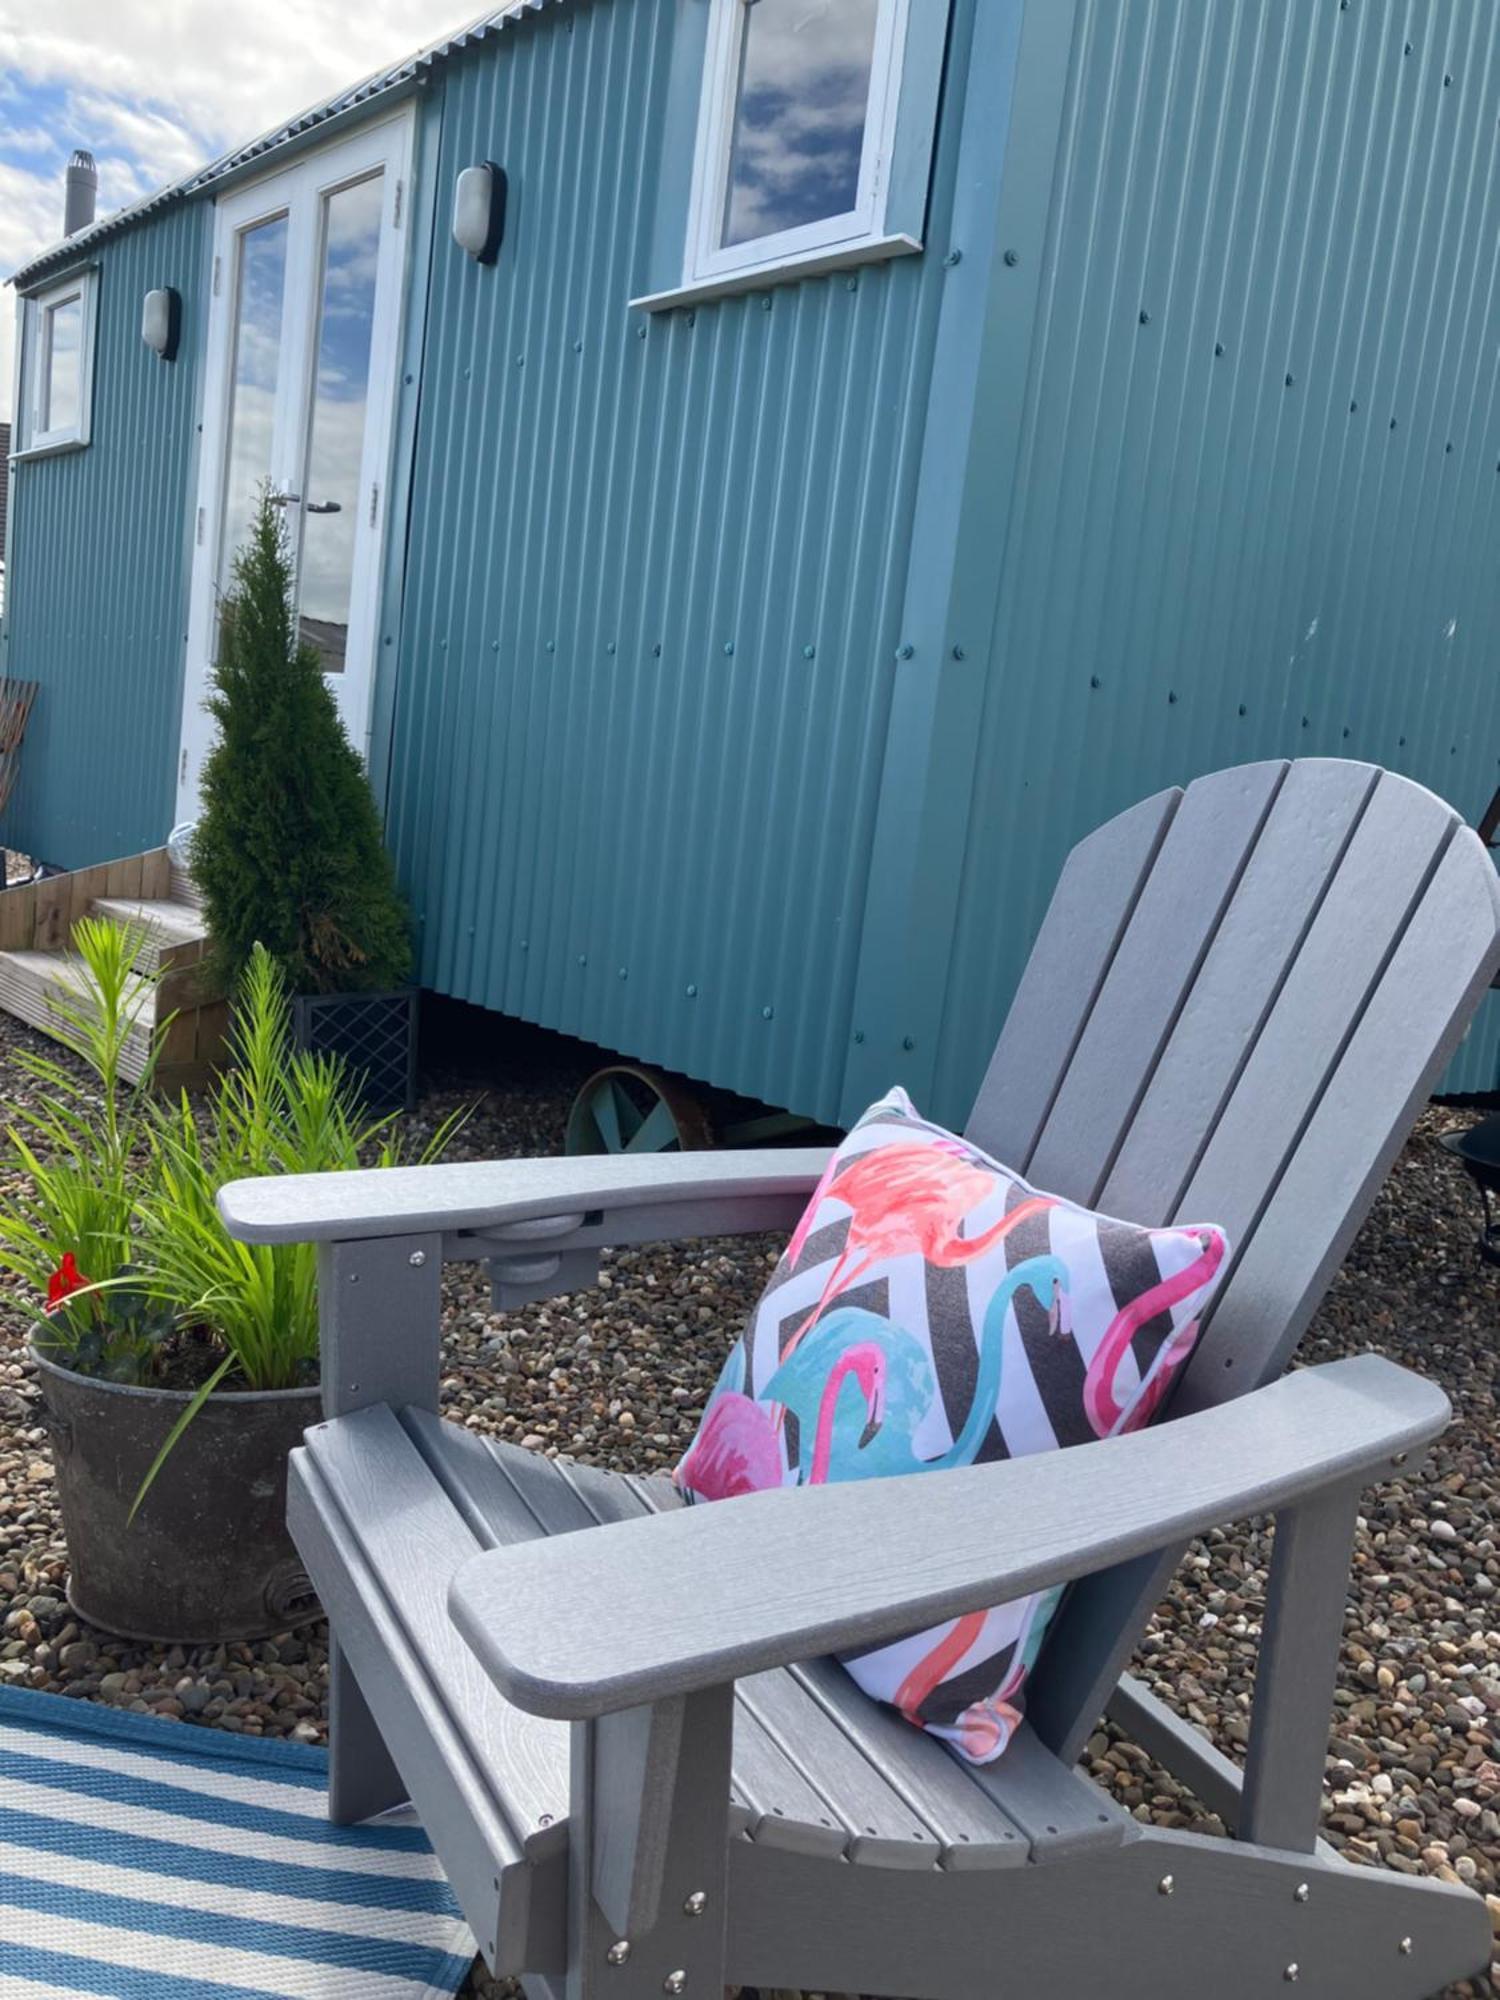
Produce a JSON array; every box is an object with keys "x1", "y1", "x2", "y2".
[{"x1": 476, "y1": 163, "x2": 508, "y2": 265}]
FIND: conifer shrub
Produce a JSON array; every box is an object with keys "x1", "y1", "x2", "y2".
[{"x1": 190, "y1": 493, "x2": 412, "y2": 996}]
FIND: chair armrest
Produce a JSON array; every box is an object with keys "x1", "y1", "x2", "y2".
[
  {"x1": 217, "y1": 1146, "x2": 833, "y2": 1245},
  {"x1": 449, "y1": 1353, "x2": 1447, "y2": 1719}
]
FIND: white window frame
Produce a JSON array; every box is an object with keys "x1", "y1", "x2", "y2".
[
  {"x1": 683, "y1": 0, "x2": 915, "y2": 290},
  {"x1": 16, "y1": 268, "x2": 99, "y2": 458}
]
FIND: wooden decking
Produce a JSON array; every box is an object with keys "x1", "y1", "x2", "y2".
[{"x1": 0, "y1": 848, "x2": 225, "y2": 1090}]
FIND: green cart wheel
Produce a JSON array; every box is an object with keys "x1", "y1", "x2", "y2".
[{"x1": 565, "y1": 1063, "x2": 716, "y2": 1155}]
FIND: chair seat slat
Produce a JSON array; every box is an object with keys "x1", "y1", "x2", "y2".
[
  {"x1": 303, "y1": 1409, "x2": 570, "y2": 1854},
  {"x1": 556, "y1": 1457, "x2": 944, "y2": 1867},
  {"x1": 625, "y1": 1479, "x2": 1032, "y2": 1867}
]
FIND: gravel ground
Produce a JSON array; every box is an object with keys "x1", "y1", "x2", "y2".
[{"x1": 0, "y1": 999, "x2": 1494, "y2": 1997}]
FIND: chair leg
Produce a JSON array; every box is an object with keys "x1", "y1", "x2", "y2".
[
  {"x1": 1240, "y1": 1480, "x2": 1362, "y2": 1853},
  {"x1": 565, "y1": 1688, "x2": 733, "y2": 2000},
  {"x1": 316, "y1": 1232, "x2": 442, "y2": 1825},
  {"x1": 327, "y1": 1639, "x2": 408, "y2": 1824}
]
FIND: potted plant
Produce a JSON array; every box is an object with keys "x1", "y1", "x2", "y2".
[
  {"x1": 0, "y1": 926, "x2": 461, "y2": 1643},
  {"x1": 190, "y1": 493, "x2": 417, "y2": 1110}
]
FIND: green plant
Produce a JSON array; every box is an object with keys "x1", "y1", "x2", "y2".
[
  {"x1": 191, "y1": 492, "x2": 412, "y2": 997},
  {"x1": 128, "y1": 944, "x2": 465, "y2": 1512},
  {"x1": 139, "y1": 944, "x2": 459, "y2": 1391},
  {"x1": 0, "y1": 917, "x2": 174, "y2": 1380}
]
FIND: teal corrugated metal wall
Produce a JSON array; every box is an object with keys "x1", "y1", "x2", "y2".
[
  {"x1": 391, "y1": 0, "x2": 1499, "y2": 1123},
  {"x1": 858, "y1": 0, "x2": 1500, "y2": 1123},
  {"x1": 385, "y1": 0, "x2": 989, "y2": 1120},
  {"x1": 1, "y1": 201, "x2": 209, "y2": 867},
  {"x1": 8, "y1": 0, "x2": 1497, "y2": 1112}
]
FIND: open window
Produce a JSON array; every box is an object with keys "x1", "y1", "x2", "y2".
[
  {"x1": 16, "y1": 269, "x2": 99, "y2": 457},
  {"x1": 636, "y1": 0, "x2": 949, "y2": 309}
]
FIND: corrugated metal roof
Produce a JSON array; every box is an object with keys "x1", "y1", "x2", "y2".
[{"x1": 9, "y1": 0, "x2": 560, "y2": 289}]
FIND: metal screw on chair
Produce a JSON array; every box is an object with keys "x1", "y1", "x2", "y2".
[
  {"x1": 1398, "y1": 1939, "x2": 1413, "y2": 1956},
  {"x1": 683, "y1": 1891, "x2": 707, "y2": 1917},
  {"x1": 606, "y1": 1941, "x2": 631, "y2": 1966},
  {"x1": 1294, "y1": 1883, "x2": 1309, "y2": 1903},
  {"x1": 409, "y1": 1250, "x2": 427, "y2": 1267},
  {"x1": 663, "y1": 1973, "x2": 686, "y2": 1995},
  {"x1": 1284, "y1": 1966, "x2": 1299, "y2": 1983},
  {"x1": 1158, "y1": 1875, "x2": 1174, "y2": 1896}
]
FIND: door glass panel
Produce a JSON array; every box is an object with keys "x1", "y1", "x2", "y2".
[
  {"x1": 297, "y1": 172, "x2": 384, "y2": 675},
  {"x1": 722, "y1": 0, "x2": 881, "y2": 248},
  {"x1": 219, "y1": 214, "x2": 289, "y2": 592},
  {"x1": 43, "y1": 296, "x2": 82, "y2": 432}
]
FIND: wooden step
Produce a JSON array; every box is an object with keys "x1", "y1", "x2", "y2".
[
  {"x1": 90, "y1": 897, "x2": 207, "y2": 973},
  {"x1": 0, "y1": 947, "x2": 227, "y2": 1091},
  {"x1": 170, "y1": 861, "x2": 202, "y2": 911},
  {"x1": 0, "y1": 950, "x2": 158, "y2": 1081},
  {"x1": 0, "y1": 848, "x2": 226, "y2": 1091}
]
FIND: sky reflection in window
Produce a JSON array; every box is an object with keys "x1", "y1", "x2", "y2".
[
  {"x1": 722, "y1": 0, "x2": 881, "y2": 248},
  {"x1": 44, "y1": 297, "x2": 82, "y2": 432}
]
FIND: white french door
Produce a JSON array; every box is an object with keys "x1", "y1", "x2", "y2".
[{"x1": 177, "y1": 110, "x2": 413, "y2": 818}]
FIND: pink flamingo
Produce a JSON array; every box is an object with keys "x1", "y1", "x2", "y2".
[
  {"x1": 780, "y1": 1142, "x2": 1058, "y2": 1358},
  {"x1": 676, "y1": 1391, "x2": 783, "y2": 1499},
  {"x1": 806, "y1": 1343, "x2": 887, "y2": 1485},
  {"x1": 1082, "y1": 1225, "x2": 1228, "y2": 1437},
  {"x1": 677, "y1": 1343, "x2": 891, "y2": 1500}
]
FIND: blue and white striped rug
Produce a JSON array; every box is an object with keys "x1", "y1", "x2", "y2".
[{"x1": 0, "y1": 1683, "x2": 474, "y2": 1998}]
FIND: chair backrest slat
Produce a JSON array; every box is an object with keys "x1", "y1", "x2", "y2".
[
  {"x1": 1023, "y1": 761, "x2": 1288, "y2": 1207},
  {"x1": 1096, "y1": 758, "x2": 1378, "y2": 1224},
  {"x1": 964, "y1": 785, "x2": 1180, "y2": 1172},
  {"x1": 966, "y1": 758, "x2": 1500, "y2": 1765},
  {"x1": 1167, "y1": 771, "x2": 1457, "y2": 1323},
  {"x1": 1176, "y1": 825, "x2": 1500, "y2": 1411}
]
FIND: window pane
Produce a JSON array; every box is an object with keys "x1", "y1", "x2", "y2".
[
  {"x1": 43, "y1": 297, "x2": 82, "y2": 433},
  {"x1": 297, "y1": 173, "x2": 384, "y2": 676},
  {"x1": 722, "y1": 0, "x2": 881, "y2": 249},
  {"x1": 219, "y1": 214, "x2": 289, "y2": 593}
]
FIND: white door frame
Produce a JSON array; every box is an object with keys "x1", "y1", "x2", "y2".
[{"x1": 176, "y1": 106, "x2": 414, "y2": 821}]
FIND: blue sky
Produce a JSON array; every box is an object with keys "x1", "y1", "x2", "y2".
[{"x1": 0, "y1": 0, "x2": 473, "y2": 419}]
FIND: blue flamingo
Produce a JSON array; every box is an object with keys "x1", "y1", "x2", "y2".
[{"x1": 763, "y1": 1253, "x2": 1070, "y2": 1484}]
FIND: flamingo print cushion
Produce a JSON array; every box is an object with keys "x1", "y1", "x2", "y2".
[{"x1": 676, "y1": 1087, "x2": 1229, "y2": 1765}]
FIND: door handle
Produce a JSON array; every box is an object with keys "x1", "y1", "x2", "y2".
[
  {"x1": 304, "y1": 501, "x2": 343, "y2": 514},
  {"x1": 266, "y1": 491, "x2": 302, "y2": 507}
]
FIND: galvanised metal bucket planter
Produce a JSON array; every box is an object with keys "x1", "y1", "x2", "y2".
[
  {"x1": 291, "y1": 987, "x2": 418, "y2": 1113},
  {"x1": 29, "y1": 1347, "x2": 322, "y2": 1644}
]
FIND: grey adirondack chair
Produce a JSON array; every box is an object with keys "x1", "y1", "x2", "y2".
[{"x1": 219, "y1": 759, "x2": 1500, "y2": 2000}]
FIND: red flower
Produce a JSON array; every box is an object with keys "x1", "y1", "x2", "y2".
[{"x1": 45, "y1": 1253, "x2": 89, "y2": 1315}]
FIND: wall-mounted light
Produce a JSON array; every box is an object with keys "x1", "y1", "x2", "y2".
[
  {"x1": 453, "y1": 162, "x2": 508, "y2": 264},
  {"x1": 141, "y1": 286, "x2": 181, "y2": 361}
]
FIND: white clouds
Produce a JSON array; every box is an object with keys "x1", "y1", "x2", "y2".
[
  {"x1": 69, "y1": 93, "x2": 213, "y2": 189},
  {"x1": 0, "y1": 159, "x2": 67, "y2": 414},
  {"x1": 0, "y1": 0, "x2": 470, "y2": 416}
]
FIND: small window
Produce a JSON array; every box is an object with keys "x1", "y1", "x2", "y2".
[
  {"x1": 685, "y1": 0, "x2": 918, "y2": 288},
  {"x1": 17, "y1": 269, "x2": 99, "y2": 456}
]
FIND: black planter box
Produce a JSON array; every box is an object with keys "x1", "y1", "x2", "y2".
[{"x1": 291, "y1": 987, "x2": 418, "y2": 1113}]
